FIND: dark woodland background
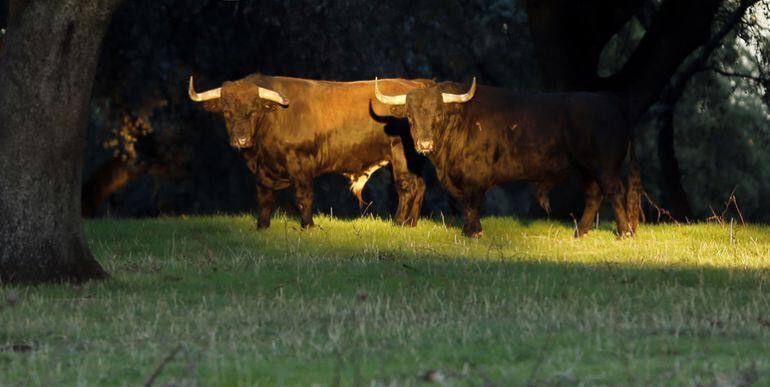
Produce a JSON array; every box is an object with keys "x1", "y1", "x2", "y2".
[{"x1": 2, "y1": 0, "x2": 769, "y2": 222}]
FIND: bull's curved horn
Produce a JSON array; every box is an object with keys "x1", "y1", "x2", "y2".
[
  {"x1": 188, "y1": 76, "x2": 221, "y2": 102},
  {"x1": 374, "y1": 77, "x2": 406, "y2": 105},
  {"x1": 258, "y1": 87, "x2": 289, "y2": 106},
  {"x1": 441, "y1": 77, "x2": 476, "y2": 104}
]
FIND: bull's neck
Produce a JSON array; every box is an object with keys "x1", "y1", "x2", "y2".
[
  {"x1": 429, "y1": 115, "x2": 463, "y2": 170},
  {"x1": 253, "y1": 114, "x2": 269, "y2": 137}
]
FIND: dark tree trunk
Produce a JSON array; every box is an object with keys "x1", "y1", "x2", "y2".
[
  {"x1": 649, "y1": 0, "x2": 757, "y2": 222},
  {"x1": 524, "y1": 0, "x2": 644, "y2": 91},
  {"x1": 0, "y1": 0, "x2": 124, "y2": 284},
  {"x1": 656, "y1": 105, "x2": 693, "y2": 220}
]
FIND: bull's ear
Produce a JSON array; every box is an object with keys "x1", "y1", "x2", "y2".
[
  {"x1": 390, "y1": 105, "x2": 405, "y2": 118},
  {"x1": 261, "y1": 101, "x2": 278, "y2": 112},
  {"x1": 203, "y1": 99, "x2": 223, "y2": 112},
  {"x1": 446, "y1": 102, "x2": 463, "y2": 115}
]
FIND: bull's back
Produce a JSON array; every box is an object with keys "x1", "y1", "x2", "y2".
[
  {"x1": 554, "y1": 93, "x2": 631, "y2": 168},
  {"x1": 451, "y1": 88, "x2": 573, "y2": 184},
  {"x1": 442, "y1": 87, "x2": 628, "y2": 187},
  {"x1": 254, "y1": 77, "x2": 421, "y2": 175}
]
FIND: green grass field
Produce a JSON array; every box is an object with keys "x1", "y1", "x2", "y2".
[{"x1": 2, "y1": 214, "x2": 769, "y2": 386}]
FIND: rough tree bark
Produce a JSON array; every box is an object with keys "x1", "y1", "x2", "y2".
[{"x1": 0, "y1": 0, "x2": 124, "y2": 284}]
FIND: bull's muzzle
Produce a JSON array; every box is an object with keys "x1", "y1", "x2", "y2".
[
  {"x1": 233, "y1": 137, "x2": 251, "y2": 148},
  {"x1": 416, "y1": 140, "x2": 434, "y2": 154}
]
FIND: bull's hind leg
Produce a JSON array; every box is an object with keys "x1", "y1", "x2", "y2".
[
  {"x1": 294, "y1": 180, "x2": 315, "y2": 228},
  {"x1": 597, "y1": 174, "x2": 632, "y2": 238},
  {"x1": 256, "y1": 185, "x2": 277, "y2": 229},
  {"x1": 576, "y1": 178, "x2": 602, "y2": 237}
]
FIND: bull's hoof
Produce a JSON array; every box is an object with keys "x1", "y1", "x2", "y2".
[
  {"x1": 616, "y1": 230, "x2": 633, "y2": 239},
  {"x1": 395, "y1": 219, "x2": 418, "y2": 227},
  {"x1": 257, "y1": 220, "x2": 271, "y2": 229},
  {"x1": 574, "y1": 228, "x2": 590, "y2": 238},
  {"x1": 464, "y1": 230, "x2": 484, "y2": 238},
  {"x1": 301, "y1": 221, "x2": 315, "y2": 229}
]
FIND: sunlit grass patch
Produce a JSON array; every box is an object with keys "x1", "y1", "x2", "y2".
[
  {"x1": 90, "y1": 213, "x2": 768, "y2": 270},
  {"x1": 2, "y1": 215, "x2": 769, "y2": 385}
]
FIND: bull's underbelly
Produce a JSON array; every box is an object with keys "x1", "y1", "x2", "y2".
[
  {"x1": 246, "y1": 148, "x2": 392, "y2": 199},
  {"x1": 341, "y1": 160, "x2": 390, "y2": 205},
  {"x1": 435, "y1": 145, "x2": 572, "y2": 192},
  {"x1": 492, "y1": 155, "x2": 572, "y2": 183}
]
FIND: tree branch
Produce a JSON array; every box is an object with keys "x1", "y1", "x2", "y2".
[
  {"x1": 636, "y1": 0, "x2": 660, "y2": 29},
  {"x1": 660, "y1": 0, "x2": 760, "y2": 104},
  {"x1": 701, "y1": 66, "x2": 770, "y2": 83},
  {"x1": 604, "y1": 0, "x2": 723, "y2": 119}
]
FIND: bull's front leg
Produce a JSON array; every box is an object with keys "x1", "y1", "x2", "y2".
[
  {"x1": 406, "y1": 177, "x2": 426, "y2": 227},
  {"x1": 393, "y1": 174, "x2": 425, "y2": 227},
  {"x1": 461, "y1": 190, "x2": 485, "y2": 238},
  {"x1": 294, "y1": 180, "x2": 315, "y2": 228},
  {"x1": 256, "y1": 185, "x2": 276, "y2": 229},
  {"x1": 390, "y1": 143, "x2": 426, "y2": 227}
]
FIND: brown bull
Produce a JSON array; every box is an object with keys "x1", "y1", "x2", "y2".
[
  {"x1": 375, "y1": 78, "x2": 641, "y2": 238},
  {"x1": 190, "y1": 74, "x2": 431, "y2": 228}
]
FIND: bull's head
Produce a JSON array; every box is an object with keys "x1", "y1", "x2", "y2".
[
  {"x1": 375, "y1": 77, "x2": 476, "y2": 154},
  {"x1": 189, "y1": 76, "x2": 289, "y2": 149}
]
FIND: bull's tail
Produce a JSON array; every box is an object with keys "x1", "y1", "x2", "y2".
[
  {"x1": 349, "y1": 174, "x2": 369, "y2": 208},
  {"x1": 626, "y1": 141, "x2": 644, "y2": 234},
  {"x1": 535, "y1": 182, "x2": 552, "y2": 216}
]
